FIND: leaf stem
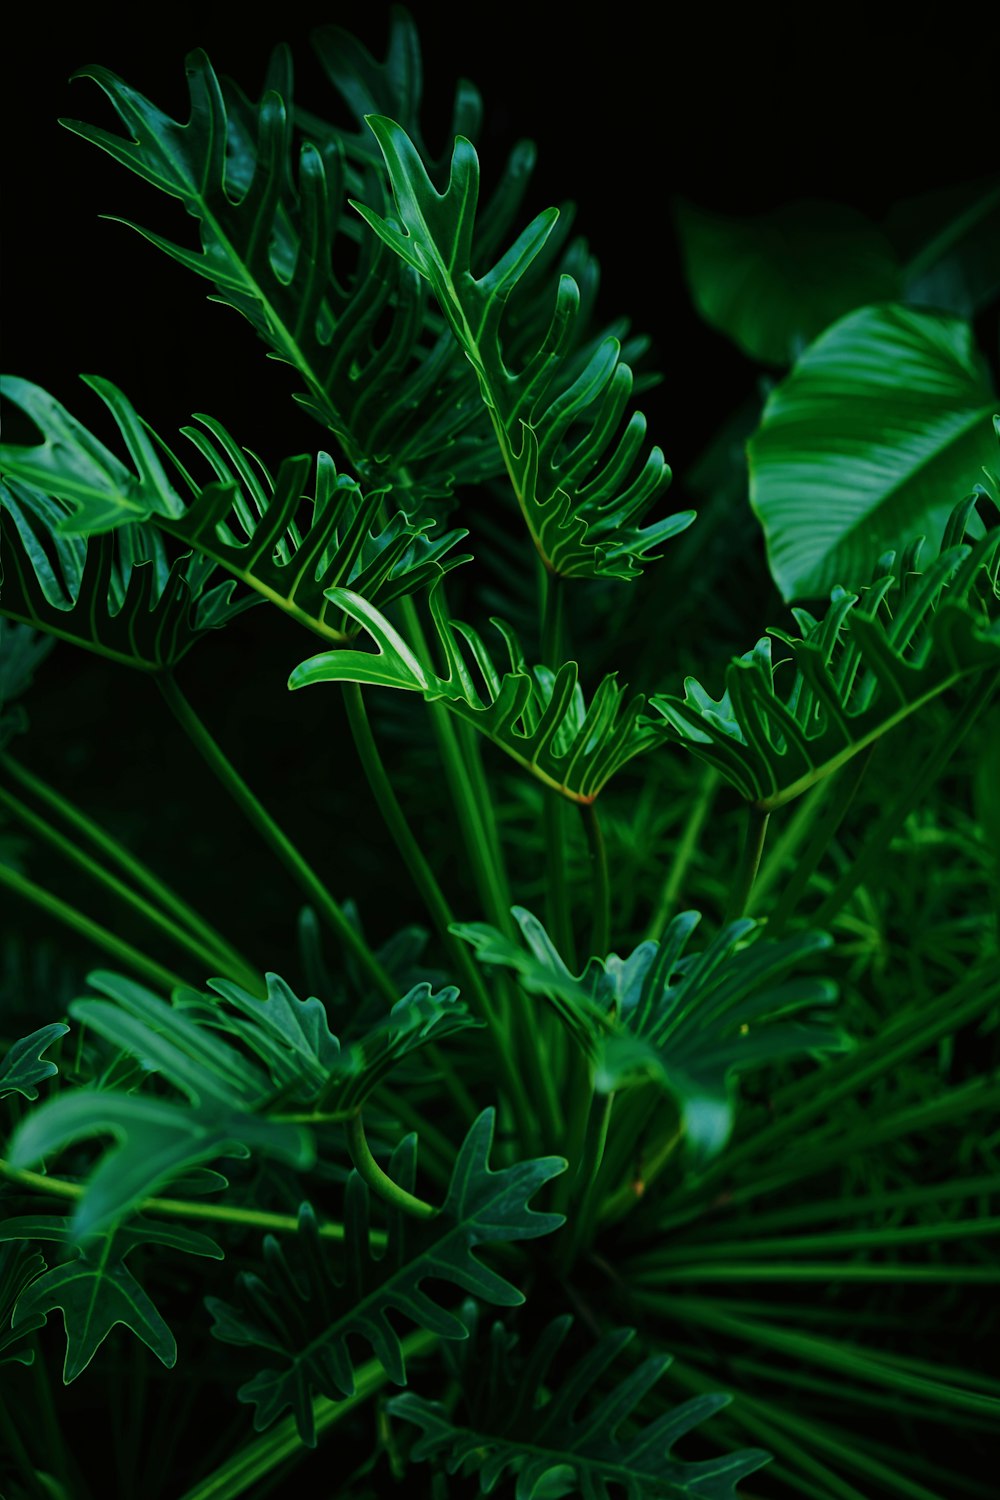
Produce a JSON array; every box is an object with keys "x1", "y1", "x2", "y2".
[
  {"x1": 344, "y1": 1111, "x2": 438, "y2": 1220},
  {"x1": 0, "y1": 863, "x2": 187, "y2": 992},
  {"x1": 645, "y1": 767, "x2": 719, "y2": 939},
  {"x1": 0, "y1": 1155, "x2": 386, "y2": 1247},
  {"x1": 724, "y1": 803, "x2": 770, "y2": 922},
  {"x1": 397, "y1": 595, "x2": 515, "y2": 935},
  {"x1": 178, "y1": 1330, "x2": 437, "y2": 1500},
  {"x1": 767, "y1": 744, "x2": 875, "y2": 930},
  {"x1": 579, "y1": 801, "x2": 610, "y2": 958},
  {"x1": 0, "y1": 783, "x2": 259, "y2": 991},
  {"x1": 341, "y1": 681, "x2": 536, "y2": 1142},
  {"x1": 156, "y1": 673, "x2": 398, "y2": 1007},
  {"x1": 540, "y1": 569, "x2": 576, "y2": 967},
  {"x1": 814, "y1": 671, "x2": 998, "y2": 927},
  {"x1": 0, "y1": 752, "x2": 252, "y2": 981}
]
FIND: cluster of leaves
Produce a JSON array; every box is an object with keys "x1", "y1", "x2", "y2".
[{"x1": 1, "y1": 8, "x2": 998, "y2": 1500}]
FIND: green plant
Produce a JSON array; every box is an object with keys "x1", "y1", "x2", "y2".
[{"x1": 1, "y1": 11, "x2": 998, "y2": 1498}]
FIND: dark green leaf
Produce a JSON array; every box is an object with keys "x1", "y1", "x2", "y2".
[
  {"x1": 455, "y1": 909, "x2": 847, "y2": 1162},
  {"x1": 675, "y1": 197, "x2": 899, "y2": 365},
  {"x1": 207, "y1": 1110, "x2": 565, "y2": 1444},
  {"x1": 0, "y1": 1022, "x2": 69, "y2": 1101},
  {"x1": 0, "y1": 1216, "x2": 220, "y2": 1382},
  {"x1": 651, "y1": 497, "x2": 1000, "y2": 808},
  {"x1": 0, "y1": 1241, "x2": 47, "y2": 1367},
  {"x1": 391, "y1": 1309, "x2": 769, "y2": 1498},
  {"x1": 0, "y1": 380, "x2": 469, "y2": 650}
]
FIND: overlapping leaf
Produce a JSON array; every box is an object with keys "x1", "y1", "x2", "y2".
[
  {"x1": 6, "y1": 971, "x2": 313, "y2": 1235},
  {"x1": 0, "y1": 1022, "x2": 69, "y2": 1101},
  {"x1": 178, "y1": 969, "x2": 479, "y2": 1111},
  {"x1": 207, "y1": 1111, "x2": 565, "y2": 1444},
  {"x1": 0, "y1": 1241, "x2": 46, "y2": 1368},
  {"x1": 6, "y1": 1089, "x2": 310, "y2": 1243},
  {"x1": 6, "y1": 966, "x2": 476, "y2": 1234},
  {"x1": 391, "y1": 1307, "x2": 768, "y2": 1498},
  {"x1": 58, "y1": 46, "x2": 505, "y2": 504},
  {"x1": 0, "y1": 377, "x2": 468, "y2": 648},
  {"x1": 290, "y1": 581, "x2": 672, "y2": 801},
  {"x1": 652, "y1": 495, "x2": 1000, "y2": 809},
  {"x1": 354, "y1": 116, "x2": 692, "y2": 579},
  {"x1": 0, "y1": 478, "x2": 244, "y2": 672},
  {"x1": 0, "y1": 623, "x2": 54, "y2": 749},
  {"x1": 456, "y1": 908, "x2": 847, "y2": 1161},
  {"x1": 0, "y1": 1215, "x2": 221, "y2": 1381}
]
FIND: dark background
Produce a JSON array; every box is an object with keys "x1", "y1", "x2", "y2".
[
  {"x1": 2, "y1": 0, "x2": 998, "y2": 970},
  {"x1": 5, "y1": 1, "x2": 999, "y2": 458}
]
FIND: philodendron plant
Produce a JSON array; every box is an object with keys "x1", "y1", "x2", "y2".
[{"x1": 1, "y1": 11, "x2": 999, "y2": 1499}]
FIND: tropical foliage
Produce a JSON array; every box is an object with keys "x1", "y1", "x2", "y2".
[{"x1": 1, "y1": 9, "x2": 997, "y2": 1500}]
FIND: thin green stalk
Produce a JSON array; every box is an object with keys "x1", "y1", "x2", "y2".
[
  {"x1": 722, "y1": 1353, "x2": 1000, "y2": 1439},
  {"x1": 644, "y1": 766, "x2": 719, "y2": 939},
  {"x1": 560, "y1": 1089, "x2": 615, "y2": 1265},
  {"x1": 30, "y1": 1337, "x2": 73, "y2": 1491},
  {"x1": 372, "y1": 1087, "x2": 454, "y2": 1185},
  {"x1": 815, "y1": 670, "x2": 998, "y2": 927},
  {"x1": 179, "y1": 1330, "x2": 437, "y2": 1500},
  {"x1": 580, "y1": 800, "x2": 610, "y2": 958},
  {"x1": 660, "y1": 961, "x2": 1000, "y2": 1214},
  {"x1": 540, "y1": 569, "x2": 575, "y2": 967},
  {"x1": 397, "y1": 595, "x2": 515, "y2": 935},
  {"x1": 0, "y1": 783, "x2": 259, "y2": 991},
  {"x1": 156, "y1": 673, "x2": 399, "y2": 1008},
  {"x1": 0, "y1": 1401, "x2": 48, "y2": 1500},
  {"x1": 639, "y1": 1294, "x2": 1000, "y2": 1415},
  {"x1": 766, "y1": 745, "x2": 875, "y2": 930},
  {"x1": 708, "y1": 1174, "x2": 1000, "y2": 1236},
  {"x1": 0, "y1": 1156, "x2": 386, "y2": 1248},
  {"x1": 631, "y1": 1260, "x2": 1000, "y2": 1284},
  {"x1": 341, "y1": 681, "x2": 535, "y2": 1144},
  {"x1": 723, "y1": 803, "x2": 769, "y2": 922},
  {"x1": 633, "y1": 1214, "x2": 1000, "y2": 1265},
  {"x1": 599, "y1": 1120, "x2": 685, "y2": 1226},
  {"x1": 589, "y1": 1085, "x2": 662, "y2": 1224},
  {"x1": 746, "y1": 774, "x2": 831, "y2": 915},
  {"x1": 345, "y1": 1111, "x2": 438, "y2": 1220},
  {"x1": 0, "y1": 751, "x2": 251, "y2": 979},
  {"x1": 396, "y1": 598, "x2": 555, "y2": 1139},
  {"x1": 663, "y1": 1354, "x2": 868, "y2": 1500},
  {"x1": 0, "y1": 863, "x2": 186, "y2": 992}
]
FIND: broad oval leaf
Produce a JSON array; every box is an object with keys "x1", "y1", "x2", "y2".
[
  {"x1": 675, "y1": 197, "x2": 899, "y2": 366},
  {"x1": 748, "y1": 304, "x2": 996, "y2": 601}
]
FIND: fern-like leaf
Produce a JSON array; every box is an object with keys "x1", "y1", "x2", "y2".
[
  {"x1": 354, "y1": 116, "x2": 693, "y2": 579},
  {"x1": 390, "y1": 1308, "x2": 769, "y2": 1498},
  {"x1": 0, "y1": 1215, "x2": 221, "y2": 1382},
  {"x1": 290, "y1": 581, "x2": 672, "y2": 801},
  {"x1": 59, "y1": 47, "x2": 500, "y2": 504},
  {"x1": 0, "y1": 377, "x2": 468, "y2": 647},
  {"x1": 0, "y1": 478, "x2": 245, "y2": 672},
  {"x1": 0, "y1": 1242, "x2": 46, "y2": 1368},
  {"x1": 177, "y1": 969, "x2": 480, "y2": 1111},
  {"x1": 650, "y1": 496, "x2": 1000, "y2": 809},
  {"x1": 206, "y1": 1111, "x2": 565, "y2": 1444},
  {"x1": 0, "y1": 1022, "x2": 69, "y2": 1101},
  {"x1": 455, "y1": 909, "x2": 848, "y2": 1161}
]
